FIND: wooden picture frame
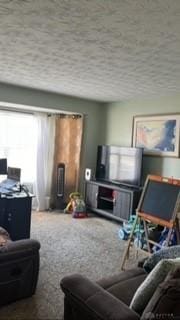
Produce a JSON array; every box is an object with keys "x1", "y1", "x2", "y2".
[{"x1": 132, "y1": 114, "x2": 180, "y2": 157}]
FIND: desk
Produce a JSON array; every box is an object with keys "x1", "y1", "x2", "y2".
[{"x1": 0, "y1": 193, "x2": 32, "y2": 240}]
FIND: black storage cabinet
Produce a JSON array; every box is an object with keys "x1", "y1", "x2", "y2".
[{"x1": 0, "y1": 195, "x2": 32, "y2": 240}]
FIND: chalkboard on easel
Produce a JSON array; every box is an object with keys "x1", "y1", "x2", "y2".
[
  {"x1": 120, "y1": 175, "x2": 180, "y2": 270},
  {"x1": 138, "y1": 175, "x2": 180, "y2": 226}
]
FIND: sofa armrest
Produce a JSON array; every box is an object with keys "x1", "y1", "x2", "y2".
[
  {"x1": 61, "y1": 274, "x2": 140, "y2": 320},
  {"x1": 0, "y1": 239, "x2": 40, "y2": 262}
]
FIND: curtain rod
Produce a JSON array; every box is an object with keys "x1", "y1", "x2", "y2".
[
  {"x1": 48, "y1": 113, "x2": 87, "y2": 118},
  {"x1": 0, "y1": 102, "x2": 87, "y2": 117},
  {"x1": 0, "y1": 106, "x2": 33, "y2": 116},
  {"x1": 0, "y1": 106, "x2": 83, "y2": 118}
]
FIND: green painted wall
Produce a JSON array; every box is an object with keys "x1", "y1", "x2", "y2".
[
  {"x1": 1, "y1": 83, "x2": 180, "y2": 187},
  {"x1": 105, "y1": 94, "x2": 180, "y2": 181},
  {"x1": 0, "y1": 83, "x2": 105, "y2": 190}
]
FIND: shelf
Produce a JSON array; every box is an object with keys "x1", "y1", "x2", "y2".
[
  {"x1": 99, "y1": 196, "x2": 114, "y2": 202},
  {"x1": 96, "y1": 208, "x2": 114, "y2": 216}
]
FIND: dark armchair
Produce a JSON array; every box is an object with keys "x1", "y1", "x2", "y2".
[
  {"x1": 0, "y1": 237, "x2": 40, "y2": 306},
  {"x1": 60, "y1": 267, "x2": 146, "y2": 320},
  {"x1": 60, "y1": 247, "x2": 180, "y2": 320}
]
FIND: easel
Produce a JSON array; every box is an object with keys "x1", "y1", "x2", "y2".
[{"x1": 121, "y1": 175, "x2": 180, "y2": 270}]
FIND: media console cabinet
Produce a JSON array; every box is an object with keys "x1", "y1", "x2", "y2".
[{"x1": 85, "y1": 180, "x2": 142, "y2": 222}]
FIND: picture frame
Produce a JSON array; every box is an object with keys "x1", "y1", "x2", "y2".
[{"x1": 132, "y1": 114, "x2": 180, "y2": 157}]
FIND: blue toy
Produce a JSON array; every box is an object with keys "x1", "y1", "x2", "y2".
[
  {"x1": 118, "y1": 215, "x2": 136, "y2": 240},
  {"x1": 118, "y1": 215, "x2": 157, "y2": 250},
  {"x1": 133, "y1": 229, "x2": 146, "y2": 249},
  {"x1": 152, "y1": 227, "x2": 177, "y2": 252},
  {"x1": 118, "y1": 215, "x2": 138, "y2": 240}
]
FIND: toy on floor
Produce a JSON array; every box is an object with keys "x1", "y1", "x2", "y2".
[
  {"x1": 152, "y1": 227, "x2": 177, "y2": 252},
  {"x1": 118, "y1": 215, "x2": 137, "y2": 240},
  {"x1": 133, "y1": 228, "x2": 146, "y2": 249},
  {"x1": 64, "y1": 192, "x2": 87, "y2": 218},
  {"x1": 64, "y1": 192, "x2": 80, "y2": 213},
  {"x1": 118, "y1": 216, "x2": 145, "y2": 248},
  {"x1": 118, "y1": 215, "x2": 157, "y2": 250}
]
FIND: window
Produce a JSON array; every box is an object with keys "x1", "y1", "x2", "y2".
[{"x1": 0, "y1": 111, "x2": 37, "y2": 183}]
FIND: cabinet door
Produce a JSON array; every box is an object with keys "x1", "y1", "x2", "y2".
[
  {"x1": 0, "y1": 198, "x2": 6, "y2": 228},
  {"x1": 85, "y1": 183, "x2": 98, "y2": 209},
  {"x1": 6, "y1": 197, "x2": 32, "y2": 240},
  {"x1": 113, "y1": 190, "x2": 131, "y2": 221}
]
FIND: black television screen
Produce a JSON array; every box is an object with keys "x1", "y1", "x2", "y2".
[
  {"x1": 0, "y1": 158, "x2": 7, "y2": 174},
  {"x1": 96, "y1": 145, "x2": 143, "y2": 188}
]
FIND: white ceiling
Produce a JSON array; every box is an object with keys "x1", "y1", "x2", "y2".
[{"x1": 0, "y1": 0, "x2": 180, "y2": 102}]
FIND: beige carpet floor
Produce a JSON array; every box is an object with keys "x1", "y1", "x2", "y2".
[{"x1": 0, "y1": 211, "x2": 143, "y2": 320}]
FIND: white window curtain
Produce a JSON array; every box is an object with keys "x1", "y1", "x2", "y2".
[
  {"x1": 0, "y1": 110, "x2": 37, "y2": 183},
  {"x1": 35, "y1": 113, "x2": 55, "y2": 211},
  {"x1": 0, "y1": 110, "x2": 56, "y2": 212}
]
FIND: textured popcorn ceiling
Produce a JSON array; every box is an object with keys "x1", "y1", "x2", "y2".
[{"x1": 0, "y1": 0, "x2": 180, "y2": 102}]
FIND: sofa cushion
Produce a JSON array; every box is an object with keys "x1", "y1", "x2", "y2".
[
  {"x1": 97, "y1": 267, "x2": 146, "y2": 290},
  {"x1": 130, "y1": 258, "x2": 180, "y2": 315},
  {"x1": 142, "y1": 267, "x2": 180, "y2": 320},
  {"x1": 107, "y1": 273, "x2": 147, "y2": 306},
  {"x1": 97, "y1": 267, "x2": 147, "y2": 306},
  {"x1": 143, "y1": 245, "x2": 180, "y2": 273}
]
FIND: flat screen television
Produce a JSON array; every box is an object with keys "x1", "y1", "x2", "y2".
[
  {"x1": 0, "y1": 158, "x2": 7, "y2": 175},
  {"x1": 95, "y1": 145, "x2": 143, "y2": 188}
]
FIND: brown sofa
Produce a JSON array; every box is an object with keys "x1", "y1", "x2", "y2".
[
  {"x1": 0, "y1": 227, "x2": 40, "y2": 307},
  {"x1": 60, "y1": 260, "x2": 180, "y2": 320}
]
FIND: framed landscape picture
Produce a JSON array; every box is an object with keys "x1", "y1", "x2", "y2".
[{"x1": 132, "y1": 114, "x2": 180, "y2": 157}]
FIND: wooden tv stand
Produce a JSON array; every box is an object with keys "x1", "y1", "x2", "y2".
[{"x1": 85, "y1": 180, "x2": 142, "y2": 222}]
